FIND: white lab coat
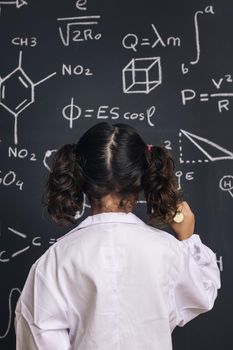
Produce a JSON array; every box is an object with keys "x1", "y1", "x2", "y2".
[{"x1": 14, "y1": 211, "x2": 221, "y2": 350}]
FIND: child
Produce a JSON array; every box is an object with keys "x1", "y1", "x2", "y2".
[{"x1": 15, "y1": 122, "x2": 221, "y2": 349}]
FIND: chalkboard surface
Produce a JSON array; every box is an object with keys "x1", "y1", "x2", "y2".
[{"x1": 0, "y1": 0, "x2": 232, "y2": 348}]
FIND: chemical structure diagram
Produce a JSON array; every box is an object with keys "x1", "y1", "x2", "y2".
[
  {"x1": 219, "y1": 175, "x2": 233, "y2": 198},
  {"x1": 0, "y1": 226, "x2": 58, "y2": 263},
  {"x1": 0, "y1": 51, "x2": 56, "y2": 145}
]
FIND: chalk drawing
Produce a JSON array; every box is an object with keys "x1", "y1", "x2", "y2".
[
  {"x1": 181, "y1": 6, "x2": 214, "y2": 74},
  {"x1": 0, "y1": 227, "x2": 59, "y2": 263},
  {"x1": 219, "y1": 175, "x2": 233, "y2": 198},
  {"x1": 215, "y1": 253, "x2": 224, "y2": 271},
  {"x1": 57, "y1": 16, "x2": 101, "y2": 46},
  {"x1": 74, "y1": 193, "x2": 90, "y2": 219},
  {"x1": 0, "y1": 51, "x2": 56, "y2": 145},
  {"x1": 190, "y1": 10, "x2": 203, "y2": 65},
  {"x1": 175, "y1": 170, "x2": 194, "y2": 190},
  {"x1": 0, "y1": 288, "x2": 21, "y2": 339},
  {"x1": 62, "y1": 97, "x2": 81, "y2": 128},
  {"x1": 43, "y1": 149, "x2": 57, "y2": 172},
  {"x1": 122, "y1": 57, "x2": 162, "y2": 94},
  {"x1": 179, "y1": 130, "x2": 233, "y2": 164},
  {"x1": 0, "y1": 0, "x2": 27, "y2": 15}
]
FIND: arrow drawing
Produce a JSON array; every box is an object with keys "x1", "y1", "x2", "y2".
[{"x1": 0, "y1": 0, "x2": 27, "y2": 8}]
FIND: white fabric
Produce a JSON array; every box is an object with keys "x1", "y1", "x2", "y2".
[{"x1": 14, "y1": 212, "x2": 221, "y2": 350}]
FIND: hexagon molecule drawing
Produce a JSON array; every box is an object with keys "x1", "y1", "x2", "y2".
[{"x1": 0, "y1": 51, "x2": 56, "y2": 145}]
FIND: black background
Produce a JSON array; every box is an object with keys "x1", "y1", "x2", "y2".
[{"x1": 0, "y1": 0, "x2": 232, "y2": 349}]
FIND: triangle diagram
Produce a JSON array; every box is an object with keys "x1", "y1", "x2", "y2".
[{"x1": 180, "y1": 129, "x2": 233, "y2": 162}]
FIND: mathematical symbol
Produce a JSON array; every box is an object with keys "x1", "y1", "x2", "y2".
[
  {"x1": 49, "y1": 238, "x2": 57, "y2": 245},
  {"x1": 62, "y1": 97, "x2": 81, "y2": 128},
  {"x1": 32, "y1": 236, "x2": 42, "y2": 246},
  {"x1": 57, "y1": 16, "x2": 101, "y2": 46},
  {"x1": 84, "y1": 109, "x2": 94, "y2": 117},
  {"x1": 210, "y1": 92, "x2": 233, "y2": 99},
  {"x1": 200, "y1": 93, "x2": 209, "y2": 101},
  {"x1": 141, "y1": 38, "x2": 150, "y2": 46}
]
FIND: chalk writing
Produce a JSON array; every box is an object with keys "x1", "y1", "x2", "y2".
[
  {"x1": 75, "y1": 0, "x2": 87, "y2": 11},
  {"x1": 181, "y1": 5, "x2": 214, "y2": 74},
  {"x1": 219, "y1": 175, "x2": 233, "y2": 198},
  {"x1": 12, "y1": 37, "x2": 37, "y2": 47},
  {"x1": 57, "y1": 16, "x2": 101, "y2": 46},
  {"x1": 0, "y1": 227, "x2": 58, "y2": 263},
  {"x1": 62, "y1": 63, "x2": 93, "y2": 76},
  {"x1": 181, "y1": 81, "x2": 233, "y2": 112},
  {"x1": 0, "y1": 288, "x2": 21, "y2": 339},
  {"x1": 0, "y1": 171, "x2": 23, "y2": 190},
  {"x1": 62, "y1": 99, "x2": 157, "y2": 127},
  {"x1": 175, "y1": 170, "x2": 194, "y2": 190},
  {"x1": 122, "y1": 24, "x2": 181, "y2": 52},
  {"x1": 62, "y1": 98, "x2": 81, "y2": 128},
  {"x1": 8, "y1": 147, "x2": 37, "y2": 161}
]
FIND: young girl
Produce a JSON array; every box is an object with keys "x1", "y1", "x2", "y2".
[{"x1": 15, "y1": 122, "x2": 220, "y2": 350}]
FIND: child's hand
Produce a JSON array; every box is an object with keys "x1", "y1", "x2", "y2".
[{"x1": 168, "y1": 201, "x2": 195, "y2": 240}]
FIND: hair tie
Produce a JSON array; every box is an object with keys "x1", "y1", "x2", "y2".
[{"x1": 147, "y1": 144, "x2": 153, "y2": 153}]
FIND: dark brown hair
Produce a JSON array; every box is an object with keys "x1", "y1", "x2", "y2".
[{"x1": 43, "y1": 122, "x2": 182, "y2": 226}]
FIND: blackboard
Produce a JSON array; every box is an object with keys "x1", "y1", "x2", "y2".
[{"x1": 0, "y1": 0, "x2": 231, "y2": 348}]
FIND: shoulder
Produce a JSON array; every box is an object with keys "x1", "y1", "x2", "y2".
[
  {"x1": 29, "y1": 226, "x2": 80, "y2": 278},
  {"x1": 140, "y1": 222, "x2": 180, "y2": 247}
]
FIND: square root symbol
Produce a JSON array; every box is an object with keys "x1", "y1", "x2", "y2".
[{"x1": 122, "y1": 57, "x2": 162, "y2": 94}]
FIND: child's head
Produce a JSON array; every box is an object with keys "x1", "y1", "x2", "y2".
[{"x1": 44, "y1": 122, "x2": 181, "y2": 226}]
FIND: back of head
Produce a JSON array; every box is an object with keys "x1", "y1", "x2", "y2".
[{"x1": 43, "y1": 122, "x2": 181, "y2": 226}]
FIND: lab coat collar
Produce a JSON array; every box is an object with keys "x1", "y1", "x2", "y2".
[{"x1": 76, "y1": 211, "x2": 146, "y2": 230}]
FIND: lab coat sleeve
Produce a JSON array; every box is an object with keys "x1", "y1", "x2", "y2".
[
  {"x1": 173, "y1": 234, "x2": 221, "y2": 328},
  {"x1": 14, "y1": 262, "x2": 71, "y2": 350}
]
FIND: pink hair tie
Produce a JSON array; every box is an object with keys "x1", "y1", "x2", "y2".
[{"x1": 147, "y1": 144, "x2": 153, "y2": 153}]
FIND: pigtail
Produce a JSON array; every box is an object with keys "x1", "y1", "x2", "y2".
[
  {"x1": 142, "y1": 145, "x2": 182, "y2": 227},
  {"x1": 43, "y1": 144, "x2": 85, "y2": 225}
]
